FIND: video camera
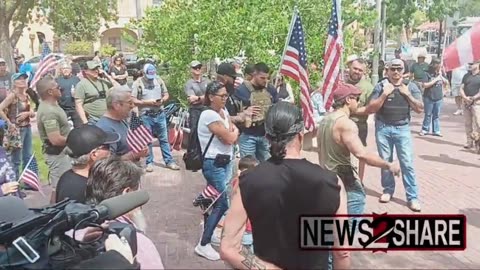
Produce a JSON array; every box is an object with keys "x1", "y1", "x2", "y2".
[{"x1": 0, "y1": 190, "x2": 149, "y2": 270}]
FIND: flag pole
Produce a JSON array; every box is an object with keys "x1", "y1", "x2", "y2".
[{"x1": 275, "y1": 6, "x2": 298, "y2": 87}]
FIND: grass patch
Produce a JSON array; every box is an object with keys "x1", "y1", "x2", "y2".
[{"x1": 32, "y1": 135, "x2": 50, "y2": 183}]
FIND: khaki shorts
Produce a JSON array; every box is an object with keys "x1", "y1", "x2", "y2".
[{"x1": 44, "y1": 151, "x2": 71, "y2": 188}]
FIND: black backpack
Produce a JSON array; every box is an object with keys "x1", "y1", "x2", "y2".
[{"x1": 182, "y1": 108, "x2": 214, "y2": 172}]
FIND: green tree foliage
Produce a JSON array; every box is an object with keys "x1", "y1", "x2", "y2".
[
  {"x1": 0, "y1": 0, "x2": 117, "y2": 71},
  {"x1": 100, "y1": 44, "x2": 117, "y2": 57},
  {"x1": 64, "y1": 41, "x2": 94, "y2": 56},
  {"x1": 134, "y1": 0, "x2": 375, "y2": 102},
  {"x1": 457, "y1": 0, "x2": 480, "y2": 18}
]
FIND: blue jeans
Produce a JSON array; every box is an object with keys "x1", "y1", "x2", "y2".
[
  {"x1": 238, "y1": 134, "x2": 270, "y2": 162},
  {"x1": 375, "y1": 121, "x2": 419, "y2": 202},
  {"x1": 141, "y1": 112, "x2": 174, "y2": 166},
  {"x1": 421, "y1": 97, "x2": 443, "y2": 135},
  {"x1": 200, "y1": 159, "x2": 232, "y2": 245},
  {"x1": 11, "y1": 126, "x2": 33, "y2": 179}
]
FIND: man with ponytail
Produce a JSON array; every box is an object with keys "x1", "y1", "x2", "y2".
[
  {"x1": 317, "y1": 82, "x2": 400, "y2": 219},
  {"x1": 220, "y1": 102, "x2": 351, "y2": 269}
]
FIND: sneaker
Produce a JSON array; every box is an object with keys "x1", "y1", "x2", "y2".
[
  {"x1": 453, "y1": 110, "x2": 463, "y2": 116},
  {"x1": 195, "y1": 243, "x2": 220, "y2": 261},
  {"x1": 408, "y1": 200, "x2": 421, "y2": 212},
  {"x1": 432, "y1": 133, "x2": 443, "y2": 137},
  {"x1": 166, "y1": 163, "x2": 180, "y2": 170},
  {"x1": 464, "y1": 143, "x2": 474, "y2": 149},
  {"x1": 419, "y1": 131, "x2": 427, "y2": 136},
  {"x1": 379, "y1": 193, "x2": 391, "y2": 203},
  {"x1": 146, "y1": 164, "x2": 154, "y2": 172}
]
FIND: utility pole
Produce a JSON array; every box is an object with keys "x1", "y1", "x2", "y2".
[
  {"x1": 380, "y1": 0, "x2": 387, "y2": 62},
  {"x1": 371, "y1": 0, "x2": 382, "y2": 85},
  {"x1": 136, "y1": 0, "x2": 143, "y2": 39}
]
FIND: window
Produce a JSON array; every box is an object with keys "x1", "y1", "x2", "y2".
[{"x1": 108, "y1": 37, "x2": 122, "y2": 51}]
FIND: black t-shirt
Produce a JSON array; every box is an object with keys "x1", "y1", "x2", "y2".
[
  {"x1": 462, "y1": 72, "x2": 480, "y2": 97},
  {"x1": 56, "y1": 170, "x2": 88, "y2": 203},
  {"x1": 239, "y1": 158, "x2": 341, "y2": 269},
  {"x1": 56, "y1": 76, "x2": 80, "y2": 109},
  {"x1": 424, "y1": 72, "x2": 444, "y2": 101}
]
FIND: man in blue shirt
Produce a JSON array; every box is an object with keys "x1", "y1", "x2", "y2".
[
  {"x1": 234, "y1": 63, "x2": 277, "y2": 162},
  {"x1": 367, "y1": 59, "x2": 424, "y2": 212}
]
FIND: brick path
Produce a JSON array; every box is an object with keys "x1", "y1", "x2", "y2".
[{"x1": 25, "y1": 97, "x2": 480, "y2": 269}]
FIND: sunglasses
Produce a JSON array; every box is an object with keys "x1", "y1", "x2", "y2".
[
  {"x1": 349, "y1": 95, "x2": 360, "y2": 102},
  {"x1": 389, "y1": 67, "x2": 403, "y2": 72},
  {"x1": 192, "y1": 66, "x2": 202, "y2": 70}
]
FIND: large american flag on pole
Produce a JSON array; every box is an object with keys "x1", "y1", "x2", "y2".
[
  {"x1": 30, "y1": 42, "x2": 59, "y2": 89},
  {"x1": 19, "y1": 155, "x2": 45, "y2": 197},
  {"x1": 127, "y1": 112, "x2": 154, "y2": 153},
  {"x1": 443, "y1": 22, "x2": 480, "y2": 72},
  {"x1": 279, "y1": 8, "x2": 315, "y2": 131},
  {"x1": 321, "y1": 0, "x2": 343, "y2": 111}
]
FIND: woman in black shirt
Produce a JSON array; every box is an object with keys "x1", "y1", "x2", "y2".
[{"x1": 220, "y1": 102, "x2": 350, "y2": 269}]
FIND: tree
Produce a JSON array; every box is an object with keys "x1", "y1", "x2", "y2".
[
  {"x1": 133, "y1": 0, "x2": 375, "y2": 103},
  {"x1": 458, "y1": 0, "x2": 480, "y2": 17},
  {"x1": 0, "y1": 0, "x2": 117, "y2": 71}
]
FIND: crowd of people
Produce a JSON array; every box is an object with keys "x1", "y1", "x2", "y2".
[{"x1": 0, "y1": 45, "x2": 479, "y2": 269}]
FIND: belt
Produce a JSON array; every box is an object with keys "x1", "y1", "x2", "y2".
[{"x1": 143, "y1": 109, "x2": 163, "y2": 116}]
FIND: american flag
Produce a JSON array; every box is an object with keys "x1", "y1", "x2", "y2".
[
  {"x1": 279, "y1": 8, "x2": 315, "y2": 131},
  {"x1": 127, "y1": 112, "x2": 154, "y2": 153},
  {"x1": 30, "y1": 42, "x2": 59, "y2": 89},
  {"x1": 443, "y1": 22, "x2": 480, "y2": 71},
  {"x1": 19, "y1": 155, "x2": 44, "y2": 196},
  {"x1": 193, "y1": 184, "x2": 223, "y2": 214},
  {"x1": 321, "y1": 0, "x2": 343, "y2": 111},
  {"x1": 202, "y1": 185, "x2": 221, "y2": 200}
]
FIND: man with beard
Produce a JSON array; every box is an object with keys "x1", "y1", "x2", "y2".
[
  {"x1": 56, "y1": 125, "x2": 120, "y2": 203},
  {"x1": 85, "y1": 157, "x2": 164, "y2": 269},
  {"x1": 346, "y1": 58, "x2": 374, "y2": 183},
  {"x1": 56, "y1": 62, "x2": 82, "y2": 127},
  {"x1": 317, "y1": 82, "x2": 400, "y2": 218}
]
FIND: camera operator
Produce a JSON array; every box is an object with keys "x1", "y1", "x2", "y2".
[
  {"x1": 82, "y1": 157, "x2": 164, "y2": 269},
  {"x1": 56, "y1": 125, "x2": 120, "y2": 203}
]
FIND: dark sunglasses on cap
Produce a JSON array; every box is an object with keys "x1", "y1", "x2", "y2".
[
  {"x1": 192, "y1": 65, "x2": 202, "y2": 70},
  {"x1": 389, "y1": 67, "x2": 403, "y2": 72}
]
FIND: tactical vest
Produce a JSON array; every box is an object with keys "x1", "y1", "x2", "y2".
[
  {"x1": 378, "y1": 87, "x2": 410, "y2": 125},
  {"x1": 244, "y1": 81, "x2": 272, "y2": 124}
]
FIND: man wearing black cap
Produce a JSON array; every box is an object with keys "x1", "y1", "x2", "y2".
[
  {"x1": 56, "y1": 125, "x2": 120, "y2": 203},
  {"x1": 318, "y1": 82, "x2": 400, "y2": 218},
  {"x1": 367, "y1": 59, "x2": 424, "y2": 212},
  {"x1": 216, "y1": 62, "x2": 243, "y2": 117}
]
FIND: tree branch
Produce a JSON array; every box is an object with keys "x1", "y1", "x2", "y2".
[
  {"x1": 10, "y1": 23, "x2": 26, "y2": 47},
  {"x1": 5, "y1": 0, "x2": 23, "y2": 24}
]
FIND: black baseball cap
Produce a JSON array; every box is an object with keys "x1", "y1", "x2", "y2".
[
  {"x1": 217, "y1": 63, "x2": 237, "y2": 78},
  {"x1": 66, "y1": 125, "x2": 120, "y2": 158}
]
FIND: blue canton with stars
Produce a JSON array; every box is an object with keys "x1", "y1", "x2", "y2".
[
  {"x1": 328, "y1": 0, "x2": 339, "y2": 39},
  {"x1": 288, "y1": 13, "x2": 308, "y2": 69}
]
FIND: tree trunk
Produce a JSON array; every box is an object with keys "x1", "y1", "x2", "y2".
[{"x1": 0, "y1": 22, "x2": 16, "y2": 72}]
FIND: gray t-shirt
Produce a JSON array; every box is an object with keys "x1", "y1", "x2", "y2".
[
  {"x1": 184, "y1": 77, "x2": 209, "y2": 97},
  {"x1": 370, "y1": 79, "x2": 422, "y2": 126},
  {"x1": 0, "y1": 72, "x2": 12, "y2": 103},
  {"x1": 96, "y1": 116, "x2": 130, "y2": 156},
  {"x1": 131, "y1": 77, "x2": 168, "y2": 113}
]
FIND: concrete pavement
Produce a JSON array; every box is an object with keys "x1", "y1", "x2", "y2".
[{"x1": 24, "y1": 97, "x2": 480, "y2": 269}]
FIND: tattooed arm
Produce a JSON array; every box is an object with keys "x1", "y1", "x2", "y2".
[{"x1": 220, "y1": 186, "x2": 281, "y2": 270}]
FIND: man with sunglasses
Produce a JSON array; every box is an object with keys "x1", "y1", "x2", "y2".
[
  {"x1": 184, "y1": 60, "x2": 210, "y2": 146},
  {"x1": 368, "y1": 59, "x2": 424, "y2": 212},
  {"x1": 318, "y1": 83, "x2": 400, "y2": 219},
  {"x1": 460, "y1": 61, "x2": 480, "y2": 149},
  {"x1": 36, "y1": 76, "x2": 73, "y2": 203},
  {"x1": 56, "y1": 125, "x2": 120, "y2": 203}
]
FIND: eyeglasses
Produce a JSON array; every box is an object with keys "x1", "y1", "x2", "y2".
[
  {"x1": 213, "y1": 94, "x2": 229, "y2": 99},
  {"x1": 389, "y1": 67, "x2": 403, "y2": 72}
]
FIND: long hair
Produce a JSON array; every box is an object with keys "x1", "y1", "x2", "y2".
[
  {"x1": 204, "y1": 81, "x2": 225, "y2": 107},
  {"x1": 265, "y1": 102, "x2": 304, "y2": 163}
]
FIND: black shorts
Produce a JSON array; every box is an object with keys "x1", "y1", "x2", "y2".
[{"x1": 356, "y1": 122, "x2": 368, "y2": 147}]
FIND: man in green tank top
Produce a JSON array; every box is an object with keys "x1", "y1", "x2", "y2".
[{"x1": 317, "y1": 82, "x2": 400, "y2": 217}]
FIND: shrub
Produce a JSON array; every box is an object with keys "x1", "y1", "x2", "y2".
[
  {"x1": 100, "y1": 44, "x2": 117, "y2": 57},
  {"x1": 64, "y1": 41, "x2": 94, "y2": 56}
]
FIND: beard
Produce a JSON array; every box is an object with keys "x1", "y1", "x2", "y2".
[{"x1": 130, "y1": 208, "x2": 148, "y2": 233}]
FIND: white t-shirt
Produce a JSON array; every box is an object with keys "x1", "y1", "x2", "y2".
[
  {"x1": 197, "y1": 108, "x2": 233, "y2": 159},
  {"x1": 452, "y1": 66, "x2": 468, "y2": 86}
]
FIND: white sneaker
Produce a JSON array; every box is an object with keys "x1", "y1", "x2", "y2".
[
  {"x1": 195, "y1": 243, "x2": 220, "y2": 261},
  {"x1": 453, "y1": 110, "x2": 463, "y2": 116}
]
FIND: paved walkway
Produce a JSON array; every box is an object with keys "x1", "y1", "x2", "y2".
[{"x1": 25, "y1": 97, "x2": 480, "y2": 269}]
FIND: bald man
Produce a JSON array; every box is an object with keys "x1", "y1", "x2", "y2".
[{"x1": 36, "y1": 76, "x2": 72, "y2": 202}]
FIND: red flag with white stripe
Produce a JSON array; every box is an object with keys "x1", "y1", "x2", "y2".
[
  {"x1": 443, "y1": 22, "x2": 480, "y2": 72},
  {"x1": 127, "y1": 112, "x2": 154, "y2": 153},
  {"x1": 30, "y1": 53, "x2": 59, "y2": 89},
  {"x1": 279, "y1": 8, "x2": 315, "y2": 131},
  {"x1": 321, "y1": 0, "x2": 343, "y2": 111}
]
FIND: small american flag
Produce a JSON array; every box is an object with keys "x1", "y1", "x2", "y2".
[
  {"x1": 30, "y1": 42, "x2": 59, "y2": 89},
  {"x1": 321, "y1": 0, "x2": 343, "y2": 111},
  {"x1": 279, "y1": 8, "x2": 315, "y2": 131},
  {"x1": 127, "y1": 112, "x2": 154, "y2": 153},
  {"x1": 19, "y1": 155, "x2": 44, "y2": 196},
  {"x1": 193, "y1": 185, "x2": 223, "y2": 214},
  {"x1": 202, "y1": 185, "x2": 221, "y2": 200}
]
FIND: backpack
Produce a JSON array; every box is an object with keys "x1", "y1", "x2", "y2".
[{"x1": 182, "y1": 108, "x2": 214, "y2": 172}]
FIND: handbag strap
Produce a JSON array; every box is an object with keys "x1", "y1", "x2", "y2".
[{"x1": 201, "y1": 134, "x2": 215, "y2": 159}]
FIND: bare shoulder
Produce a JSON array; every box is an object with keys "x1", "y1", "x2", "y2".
[{"x1": 335, "y1": 117, "x2": 357, "y2": 133}]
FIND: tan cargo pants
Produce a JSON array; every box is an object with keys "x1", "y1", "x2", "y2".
[{"x1": 464, "y1": 101, "x2": 480, "y2": 145}]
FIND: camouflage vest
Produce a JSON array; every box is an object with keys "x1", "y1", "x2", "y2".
[{"x1": 244, "y1": 81, "x2": 272, "y2": 124}]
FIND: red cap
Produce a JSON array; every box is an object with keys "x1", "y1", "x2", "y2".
[{"x1": 333, "y1": 82, "x2": 362, "y2": 101}]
